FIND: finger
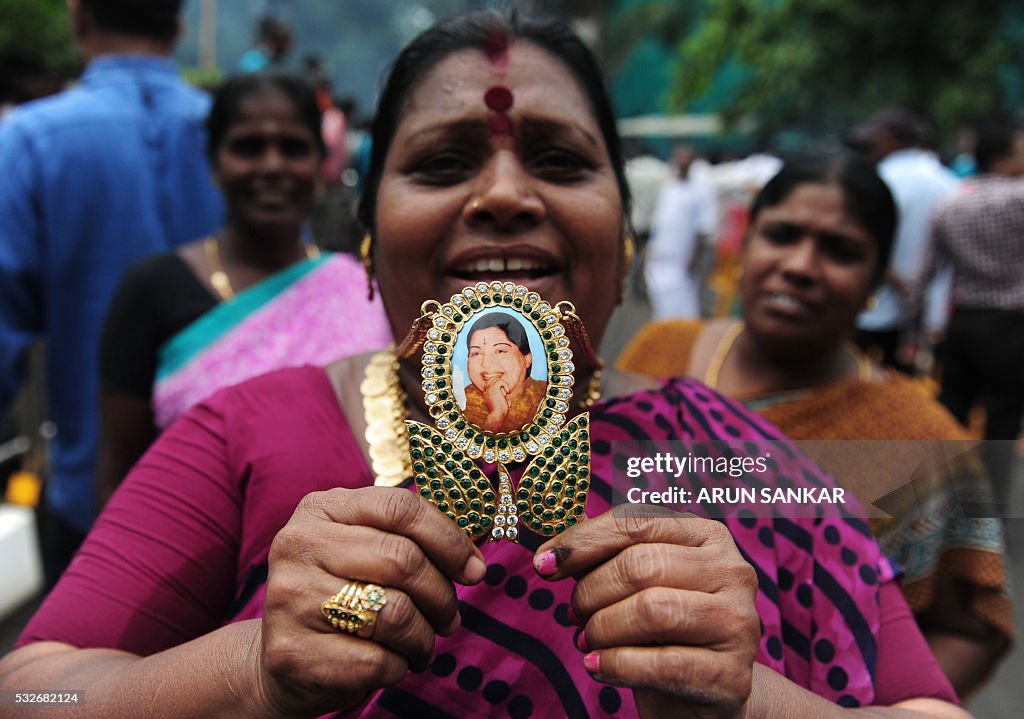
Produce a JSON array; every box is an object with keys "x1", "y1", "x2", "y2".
[
  {"x1": 571, "y1": 542, "x2": 756, "y2": 622},
  {"x1": 295, "y1": 487, "x2": 486, "y2": 585},
  {"x1": 580, "y1": 586, "x2": 758, "y2": 652},
  {"x1": 262, "y1": 622, "x2": 410, "y2": 703},
  {"x1": 581, "y1": 645, "x2": 754, "y2": 710},
  {"x1": 288, "y1": 522, "x2": 461, "y2": 634},
  {"x1": 533, "y1": 506, "x2": 733, "y2": 581},
  {"x1": 315, "y1": 583, "x2": 438, "y2": 672}
]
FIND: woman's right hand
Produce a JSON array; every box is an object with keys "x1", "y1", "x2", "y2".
[
  {"x1": 257, "y1": 486, "x2": 486, "y2": 717},
  {"x1": 482, "y1": 378, "x2": 512, "y2": 430}
]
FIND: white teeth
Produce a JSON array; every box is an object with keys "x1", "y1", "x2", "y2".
[
  {"x1": 768, "y1": 293, "x2": 807, "y2": 310},
  {"x1": 459, "y1": 257, "x2": 545, "y2": 273}
]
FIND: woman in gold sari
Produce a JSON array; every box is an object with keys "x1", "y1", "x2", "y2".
[{"x1": 619, "y1": 152, "x2": 1012, "y2": 698}]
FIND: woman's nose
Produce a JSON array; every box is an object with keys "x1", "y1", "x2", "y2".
[
  {"x1": 257, "y1": 142, "x2": 286, "y2": 172},
  {"x1": 779, "y1": 236, "x2": 820, "y2": 283},
  {"x1": 466, "y1": 151, "x2": 545, "y2": 227}
]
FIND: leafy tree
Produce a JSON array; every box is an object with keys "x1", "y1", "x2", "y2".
[
  {"x1": 670, "y1": 0, "x2": 1024, "y2": 143},
  {"x1": 0, "y1": 0, "x2": 76, "y2": 73}
]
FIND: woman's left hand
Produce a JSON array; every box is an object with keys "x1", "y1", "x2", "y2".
[{"x1": 533, "y1": 507, "x2": 760, "y2": 719}]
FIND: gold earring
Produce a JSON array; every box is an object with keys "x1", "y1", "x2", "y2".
[
  {"x1": 470, "y1": 198, "x2": 481, "y2": 212},
  {"x1": 620, "y1": 232, "x2": 636, "y2": 300},
  {"x1": 360, "y1": 232, "x2": 375, "y2": 302}
]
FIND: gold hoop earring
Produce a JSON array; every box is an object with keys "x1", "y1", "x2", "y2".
[{"x1": 360, "y1": 232, "x2": 375, "y2": 302}]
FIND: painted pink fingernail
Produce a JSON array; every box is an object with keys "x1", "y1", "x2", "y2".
[
  {"x1": 576, "y1": 630, "x2": 589, "y2": 652},
  {"x1": 567, "y1": 605, "x2": 580, "y2": 625},
  {"x1": 583, "y1": 652, "x2": 600, "y2": 674},
  {"x1": 534, "y1": 550, "x2": 558, "y2": 577}
]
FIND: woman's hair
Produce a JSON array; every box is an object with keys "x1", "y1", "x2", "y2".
[
  {"x1": 468, "y1": 312, "x2": 532, "y2": 360},
  {"x1": 749, "y1": 153, "x2": 897, "y2": 286},
  {"x1": 205, "y1": 73, "x2": 326, "y2": 161},
  {"x1": 357, "y1": 10, "x2": 630, "y2": 233}
]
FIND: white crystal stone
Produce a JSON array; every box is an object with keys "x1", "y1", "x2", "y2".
[
  {"x1": 475, "y1": 282, "x2": 489, "y2": 293},
  {"x1": 433, "y1": 317, "x2": 447, "y2": 328},
  {"x1": 495, "y1": 514, "x2": 506, "y2": 527},
  {"x1": 512, "y1": 448, "x2": 526, "y2": 461},
  {"x1": 527, "y1": 442, "x2": 539, "y2": 453},
  {"x1": 526, "y1": 292, "x2": 540, "y2": 305},
  {"x1": 426, "y1": 393, "x2": 438, "y2": 404},
  {"x1": 508, "y1": 504, "x2": 518, "y2": 514},
  {"x1": 422, "y1": 367, "x2": 435, "y2": 378},
  {"x1": 445, "y1": 428, "x2": 458, "y2": 439},
  {"x1": 424, "y1": 342, "x2": 437, "y2": 353},
  {"x1": 437, "y1": 417, "x2": 450, "y2": 429},
  {"x1": 506, "y1": 526, "x2": 519, "y2": 540},
  {"x1": 508, "y1": 514, "x2": 519, "y2": 526},
  {"x1": 515, "y1": 286, "x2": 527, "y2": 297},
  {"x1": 503, "y1": 282, "x2": 515, "y2": 293},
  {"x1": 428, "y1": 329, "x2": 440, "y2": 340},
  {"x1": 484, "y1": 449, "x2": 496, "y2": 462},
  {"x1": 559, "y1": 389, "x2": 572, "y2": 399},
  {"x1": 555, "y1": 401, "x2": 568, "y2": 412},
  {"x1": 561, "y1": 376, "x2": 572, "y2": 386},
  {"x1": 443, "y1": 306, "x2": 454, "y2": 317},
  {"x1": 456, "y1": 438, "x2": 469, "y2": 449},
  {"x1": 453, "y1": 294, "x2": 465, "y2": 305},
  {"x1": 492, "y1": 527, "x2": 506, "y2": 540},
  {"x1": 498, "y1": 451, "x2": 510, "y2": 462},
  {"x1": 538, "y1": 303, "x2": 550, "y2": 313},
  {"x1": 423, "y1": 381, "x2": 437, "y2": 392},
  {"x1": 501, "y1": 493, "x2": 513, "y2": 505},
  {"x1": 490, "y1": 281, "x2": 503, "y2": 292},
  {"x1": 538, "y1": 434, "x2": 550, "y2": 445},
  {"x1": 552, "y1": 326, "x2": 564, "y2": 337},
  {"x1": 557, "y1": 337, "x2": 569, "y2": 348},
  {"x1": 559, "y1": 350, "x2": 571, "y2": 360},
  {"x1": 463, "y1": 288, "x2": 475, "y2": 298},
  {"x1": 551, "y1": 414, "x2": 565, "y2": 426},
  {"x1": 563, "y1": 362, "x2": 574, "y2": 373}
]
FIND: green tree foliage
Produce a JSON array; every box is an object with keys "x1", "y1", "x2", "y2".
[
  {"x1": 0, "y1": 0, "x2": 76, "y2": 72},
  {"x1": 670, "y1": 0, "x2": 1024, "y2": 139}
]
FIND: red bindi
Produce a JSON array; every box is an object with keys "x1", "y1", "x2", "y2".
[
  {"x1": 484, "y1": 86, "x2": 513, "y2": 112},
  {"x1": 484, "y1": 85, "x2": 514, "y2": 137}
]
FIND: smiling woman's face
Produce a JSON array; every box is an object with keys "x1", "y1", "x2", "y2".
[
  {"x1": 372, "y1": 42, "x2": 623, "y2": 347},
  {"x1": 740, "y1": 182, "x2": 879, "y2": 354}
]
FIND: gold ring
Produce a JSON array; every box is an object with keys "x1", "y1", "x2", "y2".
[{"x1": 321, "y1": 582, "x2": 388, "y2": 636}]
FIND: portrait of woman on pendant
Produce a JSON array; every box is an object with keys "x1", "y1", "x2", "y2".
[{"x1": 456, "y1": 311, "x2": 547, "y2": 433}]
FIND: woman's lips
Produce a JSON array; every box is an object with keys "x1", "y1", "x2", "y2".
[{"x1": 761, "y1": 291, "x2": 814, "y2": 317}]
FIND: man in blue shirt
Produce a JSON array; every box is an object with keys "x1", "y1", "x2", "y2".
[{"x1": 0, "y1": 0, "x2": 223, "y2": 586}]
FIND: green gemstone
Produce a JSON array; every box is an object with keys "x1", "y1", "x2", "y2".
[
  {"x1": 579, "y1": 417, "x2": 588, "y2": 427},
  {"x1": 467, "y1": 488, "x2": 479, "y2": 499},
  {"x1": 531, "y1": 492, "x2": 543, "y2": 504},
  {"x1": 470, "y1": 524, "x2": 482, "y2": 535},
  {"x1": 409, "y1": 437, "x2": 421, "y2": 447},
  {"x1": 411, "y1": 450, "x2": 423, "y2": 460},
  {"x1": 579, "y1": 480, "x2": 590, "y2": 490},
  {"x1": 452, "y1": 313, "x2": 463, "y2": 322},
  {"x1": 546, "y1": 398, "x2": 556, "y2": 408},
  {"x1": 470, "y1": 469, "x2": 482, "y2": 480},
  {"x1": 441, "y1": 442, "x2": 453, "y2": 452},
  {"x1": 457, "y1": 517, "x2": 469, "y2": 528},
  {"x1": 542, "y1": 509, "x2": 554, "y2": 521},
  {"x1": 470, "y1": 499, "x2": 482, "y2": 511},
  {"x1": 530, "y1": 426, "x2": 540, "y2": 436},
  {"x1": 486, "y1": 437, "x2": 496, "y2": 448},
  {"x1": 437, "y1": 502, "x2": 449, "y2": 512},
  {"x1": 552, "y1": 364, "x2": 561, "y2": 373},
  {"x1": 467, "y1": 511, "x2": 480, "y2": 523},
  {"x1": 551, "y1": 481, "x2": 564, "y2": 493},
  {"x1": 531, "y1": 311, "x2": 541, "y2": 320},
  {"x1": 433, "y1": 490, "x2": 445, "y2": 501},
  {"x1": 544, "y1": 409, "x2": 553, "y2": 418},
  {"x1": 442, "y1": 333, "x2": 452, "y2": 342},
  {"x1": 579, "y1": 468, "x2": 589, "y2": 478},
  {"x1": 503, "y1": 294, "x2": 513, "y2": 303},
  {"x1": 544, "y1": 447, "x2": 555, "y2": 458},
  {"x1": 444, "y1": 460, "x2": 456, "y2": 471},
  {"x1": 555, "y1": 523, "x2": 566, "y2": 534},
  {"x1": 437, "y1": 379, "x2": 446, "y2": 388},
  {"x1": 413, "y1": 461, "x2": 425, "y2": 473},
  {"x1": 532, "y1": 519, "x2": 544, "y2": 531},
  {"x1": 443, "y1": 478, "x2": 454, "y2": 488},
  {"x1": 549, "y1": 352, "x2": 558, "y2": 362},
  {"x1": 517, "y1": 501, "x2": 530, "y2": 514},
  {"x1": 474, "y1": 435, "x2": 484, "y2": 444},
  {"x1": 427, "y1": 469, "x2": 438, "y2": 479},
  {"x1": 424, "y1": 447, "x2": 434, "y2": 457},
  {"x1": 483, "y1": 491, "x2": 496, "y2": 503},
  {"x1": 480, "y1": 516, "x2": 492, "y2": 528},
  {"x1": 535, "y1": 482, "x2": 547, "y2": 493},
  {"x1": 453, "y1": 469, "x2": 464, "y2": 479},
  {"x1": 574, "y1": 505, "x2": 585, "y2": 516},
  {"x1": 543, "y1": 331, "x2": 552, "y2": 340},
  {"x1": 460, "y1": 478, "x2": 472, "y2": 489},
  {"x1": 409, "y1": 425, "x2": 420, "y2": 435},
  {"x1": 545, "y1": 494, "x2": 558, "y2": 507},
  {"x1": 420, "y1": 488, "x2": 431, "y2": 498},
  {"x1": 538, "y1": 320, "x2": 547, "y2": 329},
  {"x1": 454, "y1": 501, "x2": 467, "y2": 513},
  {"x1": 555, "y1": 508, "x2": 566, "y2": 519},
  {"x1": 514, "y1": 299, "x2": 523, "y2": 308},
  {"x1": 481, "y1": 295, "x2": 491, "y2": 304},
  {"x1": 462, "y1": 460, "x2": 473, "y2": 470},
  {"x1": 455, "y1": 421, "x2": 466, "y2": 430},
  {"x1": 566, "y1": 515, "x2": 577, "y2": 526},
  {"x1": 517, "y1": 488, "x2": 530, "y2": 500},
  {"x1": 521, "y1": 478, "x2": 534, "y2": 489},
  {"x1": 543, "y1": 525, "x2": 555, "y2": 535},
  {"x1": 523, "y1": 304, "x2": 533, "y2": 313},
  {"x1": 442, "y1": 401, "x2": 454, "y2": 411},
  {"x1": 484, "y1": 505, "x2": 496, "y2": 516},
  {"x1": 497, "y1": 438, "x2": 508, "y2": 449},
  {"x1": 540, "y1": 471, "x2": 551, "y2": 482}
]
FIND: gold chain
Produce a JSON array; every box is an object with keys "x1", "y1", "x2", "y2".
[
  {"x1": 203, "y1": 235, "x2": 322, "y2": 302},
  {"x1": 361, "y1": 348, "x2": 412, "y2": 487},
  {"x1": 704, "y1": 321, "x2": 871, "y2": 389}
]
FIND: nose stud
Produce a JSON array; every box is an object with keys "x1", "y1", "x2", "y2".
[{"x1": 470, "y1": 198, "x2": 482, "y2": 211}]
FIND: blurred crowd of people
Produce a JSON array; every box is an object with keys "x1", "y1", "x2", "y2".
[{"x1": 0, "y1": 0, "x2": 1020, "y2": 715}]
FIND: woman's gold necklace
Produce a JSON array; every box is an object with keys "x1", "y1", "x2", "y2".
[
  {"x1": 362, "y1": 347, "x2": 602, "y2": 488},
  {"x1": 704, "y1": 321, "x2": 871, "y2": 390},
  {"x1": 203, "y1": 235, "x2": 322, "y2": 301}
]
